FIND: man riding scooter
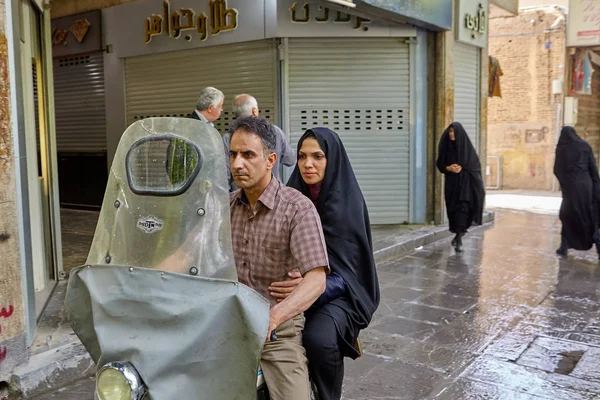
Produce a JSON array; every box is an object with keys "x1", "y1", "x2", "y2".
[
  {"x1": 66, "y1": 116, "x2": 328, "y2": 399},
  {"x1": 228, "y1": 117, "x2": 329, "y2": 400},
  {"x1": 66, "y1": 117, "x2": 271, "y2": 399}
]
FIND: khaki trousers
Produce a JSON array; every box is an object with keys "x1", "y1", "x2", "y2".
[{"x1": 260, "y1": 314, "x2": 310, "y2": 400}]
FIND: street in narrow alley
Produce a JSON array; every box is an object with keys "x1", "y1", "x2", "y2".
[{"x1": 22, "y1": 208, "x2": 600, "y2": 400}]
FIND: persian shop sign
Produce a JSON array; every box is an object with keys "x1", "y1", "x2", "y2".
[
  {"x1": 455, "y1": 0, "x2": 488, "y2": 48},
  {"x1": 567, "y1": 0, "x2": 600, "y2": 47},
  {"x1": 144, "y1": 0, "x2": 238, "y2": 44}
]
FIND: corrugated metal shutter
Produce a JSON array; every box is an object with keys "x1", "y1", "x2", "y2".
[
  {"x1": 125, "y1": 40, "x2": 278, "y2": 134},
  {"x1": 454, "y1": 43, "x2": 480, "y2": 152},
  {"x1": 288, "y1": 38, "x2": 411, "y2": 224},
  {"x1": 53, "y1": 53, "x2": 107, "y2": 153}
]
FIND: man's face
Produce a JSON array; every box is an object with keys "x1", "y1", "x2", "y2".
[
  {"x1": 229, "y1": 129, "x2": 275, "y2": 190},
  {"x1": 206, "y1": 99, "x2": 224, "y2": 122}
]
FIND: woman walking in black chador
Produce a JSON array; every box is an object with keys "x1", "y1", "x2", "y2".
[
  {"x1": 436, "y1": 122, "x2": 485, "y2": 252},
  {"x1": 554, "y1": 126, "x2": 600, "y2": 258}
]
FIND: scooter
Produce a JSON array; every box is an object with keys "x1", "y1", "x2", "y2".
[{"x1": 65, "y1": 117, "x2": 272, "y2": 399}]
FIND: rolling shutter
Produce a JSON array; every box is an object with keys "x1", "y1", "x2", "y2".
[
  {"x1": 288, "y1": 38, "x2": 411, "y2": 224},
  {"x1": 454, "y1": 42, "x2": 480, "y2": 152},
  {"x1": 125, "y1": 40, "x2": 278, "y2": 134},
  {"x1": 53, "y1": 53, "x2": 107, "y2": 153}
]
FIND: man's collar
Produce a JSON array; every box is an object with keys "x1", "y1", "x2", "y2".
[
  {"x1": 236, "y1": 176, "x2": 278, "y2": 210},
  {"x1": 195, "y1": 110, "x2": 214, "y2": 126}
]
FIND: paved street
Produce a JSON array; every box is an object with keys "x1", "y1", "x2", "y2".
[{"x1": 22, "y1": 209, "x2": 600, "y2": 399}]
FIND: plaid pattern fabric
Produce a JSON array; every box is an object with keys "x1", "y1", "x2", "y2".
[{"x1": 230, "y1": 177, "x2": 329, "y2": 305}]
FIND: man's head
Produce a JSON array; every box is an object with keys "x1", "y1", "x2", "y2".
[
  {"x1": 229, "y1": 117, "x2": 277, "y2": 190},
  {"x1": 196, "y1": 87, "x2": 224, "y2": 122},
  {"x1": 232, "y1": 94, "x2": 259, "y2": 118}
]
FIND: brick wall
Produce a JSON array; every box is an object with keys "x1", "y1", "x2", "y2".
[{"x1": 488, "y1": 7, "x2": 566, "y2": 190}]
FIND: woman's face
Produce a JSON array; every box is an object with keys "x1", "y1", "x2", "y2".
[
  {"x1": 298, "y1": 137, "x2": 327, "y2": 185},
  {"x1": 449, "y1": 127, "x2": 456, "y2": 141}
]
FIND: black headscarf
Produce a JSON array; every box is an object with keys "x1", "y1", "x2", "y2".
[
  {"x1": 436, "y1": 122, "x2": 485, "y2": 228},
  {"x1": 287, "y1": 128, "x2": 380, "y2": 333},
  {"x1": 554, "y1": 126, "x2": 600, "y2": 250},
  {"x1": 555, "y1": 126, "x2": 594, "y2": 183}
]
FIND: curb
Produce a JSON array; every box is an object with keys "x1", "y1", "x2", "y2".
[
  {"x1": 10, "y1": 340, "x2": 94, "y2": 398},
  {"x1": 373, "y1": 210, "x2": 496, "y2": 264}
]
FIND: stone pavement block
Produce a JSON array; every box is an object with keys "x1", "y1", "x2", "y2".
[
  {"x1": 434, "y1": 378, "x2": 547, "y2": 400},
  {"x1": 370, "y1": 316, "x2": 441, "y2": 341},
  {"x1": 566, "y1": 333, "x2": 600, "y2": 347},
  {"x1": 394, "y1": 303, "x2": 460, "y2": 325},
  {"x1": 416, "y1": 292, "x2": 478, "y2": 313},
  {"x1": 462, "y1": 355, "x2": 600, "y2": 400},
  {"x1": 516, "y1": 336, "x2": 589, "y2": 374},
  {"x1": 571, "y1": 347, "x2": 600, "y2": 384},
  {"x1": 457, "y1": 304, "x2": 528, "y2": 334},
  {"x1": 484, "y1": 324, "x2": 546, "y2": 361},
  {"x1": 343, "y1": 353, "x2": 387, "y2": 393},
  {"x1": 343, "y1": 360, "x2": 449, "y2": 400},
  {"x1": 425, "y1": 320, "x2": 500, "y2": 354}
]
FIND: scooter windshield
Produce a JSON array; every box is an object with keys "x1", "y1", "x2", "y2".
[{"x1": 86, "y1": 117, "x2": 236, "y2": 280}]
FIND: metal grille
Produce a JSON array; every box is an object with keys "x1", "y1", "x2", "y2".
[
  {"x1": 454, "y1": 42, "x2": 481, "y2": 152},
  {"x1": 125, "y1": 40, "x2": 278, "y2": 134},
  {"x1": 288, "y1": 38, "x2": 411, "y2": 224},
  {"x1": 53, "y1": 52, "x2": 107, "y2": 153}
]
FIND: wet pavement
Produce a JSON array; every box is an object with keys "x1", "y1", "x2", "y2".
[{"x1": 20, "y1": 209, "x2": 600, "y2": 399}]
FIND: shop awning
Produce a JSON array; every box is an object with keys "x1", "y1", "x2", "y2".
[{"x1": 324, "y1": 0, "x2": 453, "y2": 31}]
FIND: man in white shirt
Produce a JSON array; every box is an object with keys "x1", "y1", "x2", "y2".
[{"x1": 188, "y1": 87, "x2": 224, "y2": 127}]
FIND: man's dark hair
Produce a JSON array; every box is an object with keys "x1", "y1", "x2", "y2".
[{"x1": 230, "y1": 116, "x2": 277, "y2": 156}]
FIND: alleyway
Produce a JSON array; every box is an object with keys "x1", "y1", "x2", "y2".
[{"x1": 26, "y1": 208, "x2": 600, "y2": 399}]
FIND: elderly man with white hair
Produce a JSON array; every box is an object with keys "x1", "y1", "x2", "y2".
[
  {"x1": 188, "y1": 86, "x2": 224, "y2": 126},
  {"x1": 223, "y1": 94, "x2": 295, "y2": 191}
]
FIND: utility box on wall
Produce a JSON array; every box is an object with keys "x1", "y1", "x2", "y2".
[{"x1": 564, "y1": 97, "x2": 578, "y2": 126}]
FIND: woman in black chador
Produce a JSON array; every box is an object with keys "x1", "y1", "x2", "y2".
[
  {"x1": 436, "y1": 122, "x2": 485, "y2": 252},
  {"x1": 270, "y1": 128, "x2": 379, "y2": 400},
  {"x1": 554, "y1": 126, "x2": 600, "y2": 258}
]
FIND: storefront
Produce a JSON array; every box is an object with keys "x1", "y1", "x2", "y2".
[
  {"x1": 51, "y1": 11, "x2": 108, "y2": 209},
  {"x1": 566, "y1": 0, "x2": 600, "y2": 162},
  {"x1": 102, "y1": 0, "x2": 453, "y2": 225}
]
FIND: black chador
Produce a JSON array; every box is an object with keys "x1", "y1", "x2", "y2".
[
  {"x1": 554, "y1": 126, "x2": 600, "y2": 258},
  {"x1": 287, "y1": 128, "x2": 379, "y2": 400},
  {"x1": 436, "y1": 122, "x2": 485, "y2": 252}
]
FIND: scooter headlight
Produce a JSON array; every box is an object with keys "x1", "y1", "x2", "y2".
[{"x1": 96, "y1": 361, "x2": 146, "y2": 400}]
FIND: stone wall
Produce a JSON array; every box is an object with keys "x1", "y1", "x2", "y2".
[
  {"x1": 0, "y1": 1, "x2": 27, "y2": 383},
  {"x1": 487, "y1": 7, "x2": 566, "y2": 190}
]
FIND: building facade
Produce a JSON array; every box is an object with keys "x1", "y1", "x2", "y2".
[
  {"x1": 487, "y1": 6, "x2": 567, "y2": 190},
  {"x1": 0, "y1": 0, "x2": 517, "y2": 393}
]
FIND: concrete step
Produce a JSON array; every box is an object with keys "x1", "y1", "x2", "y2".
[{"x1": 11, "y1": 340, "x2": 93, "y2": 398}]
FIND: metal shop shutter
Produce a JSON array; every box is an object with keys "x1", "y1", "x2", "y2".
[
  {"x1": 125, "y1": 40, "x2": 278, "y2": 134},
  {"x1": 288, "y1": 38, "x2": 411, "y2": 224},
  {"x1": 53, "y1": 53, "x2": 107, "y2": 152},
  {"x1": 454, "y1": 42, "x2": 480, "y2": 152}
]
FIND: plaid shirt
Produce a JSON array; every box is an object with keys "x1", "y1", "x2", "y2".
[{"x1": 230, "y1": 177, "x2": 329, "y2": 305}]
